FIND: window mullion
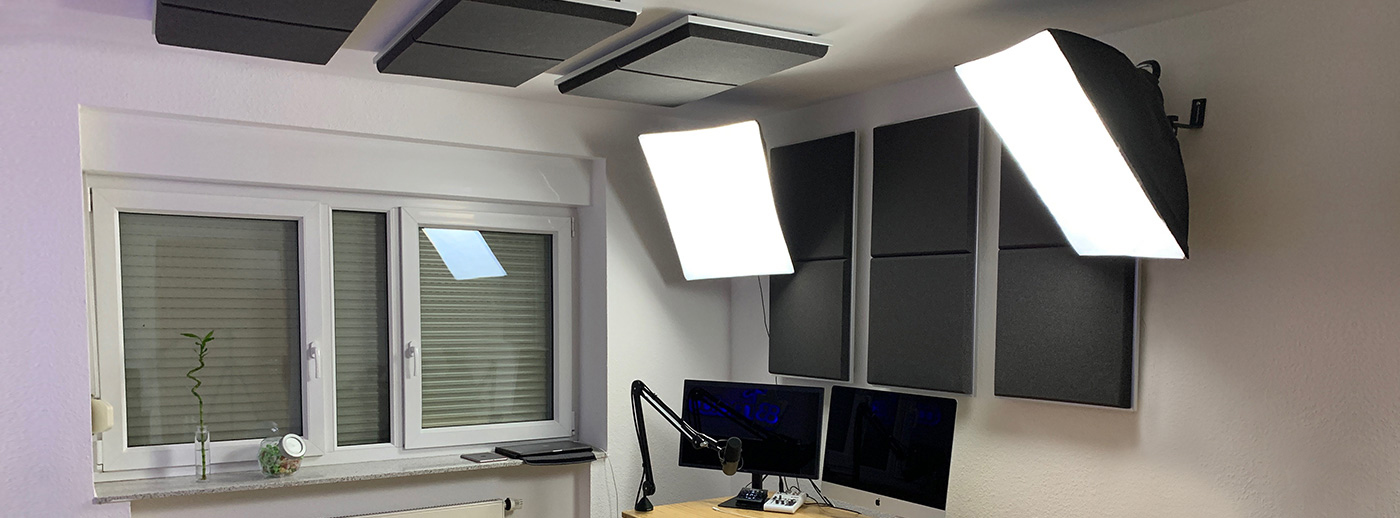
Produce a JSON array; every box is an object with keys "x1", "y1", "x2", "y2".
[
  {"x1": 387, "y1": 209, "x2": 407, "y2": 449},
  {"x1": 302, "y1": 203, "x2": 334, "y2": 456},
  {"x1": 399, "y1": 209, "x2": 427, "y2": 449}
]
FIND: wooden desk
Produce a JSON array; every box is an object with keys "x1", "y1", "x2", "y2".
[{"x1": 622, "y1": 498, "x2": 860, "y2": 518}]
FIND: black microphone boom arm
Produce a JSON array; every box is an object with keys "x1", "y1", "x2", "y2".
[{"x1": 631, "y1": 380, "x2": 733, "y2": 512}]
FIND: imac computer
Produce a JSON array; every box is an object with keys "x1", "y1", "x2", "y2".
[
  {"x1": 822, "y1": 386, "x2": 958, "y2": 517},
  {"x1": 679, "y1": 380, "x2": 826, "y2": 489}
]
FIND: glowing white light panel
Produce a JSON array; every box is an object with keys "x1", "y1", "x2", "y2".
[
  {"x1": 639, "y1": 121, "x2": 795, "y2": 280},
  {"x1": 956, "y1": 31, "x2": 1184, "y2": 259}
]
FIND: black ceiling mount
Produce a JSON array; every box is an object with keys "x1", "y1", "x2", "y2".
[
  {"x1": 376, "y1": 0, "x2": 637, "y2": 88},
  {"x1": 556, "y1": 15, "x2": 830, "y2": 107},
  {"x1": 153, "y1": 0, "x2": 378, "y2": 65}
]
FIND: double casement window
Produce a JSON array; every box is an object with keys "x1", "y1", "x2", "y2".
[{"x1": 89, "y1": 186, "x2": 574, "y2": 478}]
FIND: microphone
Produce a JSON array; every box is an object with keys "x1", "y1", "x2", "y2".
[{"x1": 720, "y1": 437, "x2": 743, "y2": 476}]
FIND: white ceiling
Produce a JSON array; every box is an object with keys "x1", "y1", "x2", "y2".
[{"x1": 24, "y1": 0, "x2": 1252, "y2": 117}]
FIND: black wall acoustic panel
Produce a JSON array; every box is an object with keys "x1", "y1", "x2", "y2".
[
  {"x1": 769, "y1": 259, "x2": 851, "y2": 381},
  {"x1": 871, "y1": 108, "x2": 981, "y2": 257},
  {"x1": 867, "y1": 254, "x2": 975, "y2": 394},
  {"x1": 558, "y1": 15, "x2": 829, "y2": 107},
  {"x1": 154, "y1": 0, "x2": 376, "y2": 65},
  {"x1": 379, "y1": 0, "x2": 637, "y2": 87},
  {"x1": 995, "y1": 247, "x2": 1137, "y2": 408},
  {"x1": 999, "y1": 151, "x2": 1068, "y2": 249},
  {"x1": 770, "y1": 133, "x2": 857, "y2": 262}
]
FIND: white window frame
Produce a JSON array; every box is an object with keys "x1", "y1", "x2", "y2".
[
  {"x1": 88, "y1": 178, "x2": 581, "y2": 479},
  {"x1": 399, "y1": 208, "x2": 575, "y2": 450},
  {"x1": 90, "y1": 188, "x2": 333, "y2": 473}
]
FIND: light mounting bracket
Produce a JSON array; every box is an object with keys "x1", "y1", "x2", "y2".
[
  {"x1": 1137, "y1": 60, "x2": 1207, "y2": 133},
  {"x1": 1169, "y1": 98, "x2": 1208, "y2": 131}
]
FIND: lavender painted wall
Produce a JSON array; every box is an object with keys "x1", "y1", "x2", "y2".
[{"x1": 0, "y1": 4, "x2": 735, "y2": 517}]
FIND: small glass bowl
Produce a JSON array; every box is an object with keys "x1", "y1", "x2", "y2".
[{"x1": 258, "y1": 433, "x2": 306, "y2": 477}]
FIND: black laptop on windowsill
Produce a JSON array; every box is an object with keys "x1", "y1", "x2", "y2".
[{"x1": 495, "y1": 440, "x2": 597, "y2": 465}]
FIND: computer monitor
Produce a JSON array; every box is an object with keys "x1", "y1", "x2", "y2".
[
  {"x1": 678, "y1": 379, "x2": 825, "y2": 483},
  {"x1": 822, "y1": 386, "x2": 958, "y2": 518}
]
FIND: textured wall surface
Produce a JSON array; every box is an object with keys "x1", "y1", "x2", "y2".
[
  {"x1": 0, "y1": 5, "x2": 734, "y2": 517},
  {"x1": 737, "y1": 0, "x2": 1400, "y2": 516}
]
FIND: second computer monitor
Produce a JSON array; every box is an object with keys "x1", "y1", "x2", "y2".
[
  {"x1": 822, "y1": 385, "x2": 958, "y2": 517},
  {"x1": 678, "y1": 379, "x2": 825, "y2": 479}
]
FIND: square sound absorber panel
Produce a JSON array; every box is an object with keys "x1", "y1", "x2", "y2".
[
  {"x1": 557, "y1": 15, "x2": 829, "y2": 107},
  {"x1": 999, "y1": 150, "x2": 1068, "y2": 249},
  {"x1": 867, "y1": 254, "x2": 976, "y2": 394},
  {"x1": 995, "y1": 246, "x2": 1138, "y2": 408},
  {"x1": 769, "y1": 259, "x2": 851, "y2": 381},
  {"x1": 871, "y1": 108, "x2": 982, "y2": 257},
  {"x1": 770, "y1": 132, "x2": 857, "y2": 262},
  {"x1": 378, "y1": 0, "x2": 637, "y2": 87},
  {"x1": 155, "y1": 0, "x2": 378, "y2": 64}
]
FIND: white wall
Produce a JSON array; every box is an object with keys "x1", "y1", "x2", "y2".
[
  {"x1": 0, "y1": 6, "x2": 736, "y2": 518},
  {"x1": 735, "y1": 0, "x2": 1400, "y2": 516}
]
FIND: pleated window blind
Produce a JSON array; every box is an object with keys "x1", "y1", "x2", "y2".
[
  {"x1": 332, "y1": 211, "x2": 392, "y2": 446},
  {"x1": 418, "y1": 229, "x2": 553, "y2": 429},
  {"x1": 118, "y1": 213, "x2": 303, "y2": 447}
]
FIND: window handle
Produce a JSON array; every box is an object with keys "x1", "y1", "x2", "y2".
[
  {"x1": 307, "y1": 341, "x2": 321, "y2": 380},
  {"x1": 405, "y1": 341, "x2": 418, "y2": 378}
]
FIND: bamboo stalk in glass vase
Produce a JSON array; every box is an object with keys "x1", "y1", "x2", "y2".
[{"x1": 182, "y1": 331, "x2": 215, "y2": 481}]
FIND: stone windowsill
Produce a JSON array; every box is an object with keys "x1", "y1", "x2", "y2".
[{"x1": 94, "y1": 451, "x2": 604, "y2": 504}]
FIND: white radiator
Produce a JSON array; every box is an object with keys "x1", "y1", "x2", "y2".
[{"x1": 348, "y1": 500, "x2": 506, "y2": 518}]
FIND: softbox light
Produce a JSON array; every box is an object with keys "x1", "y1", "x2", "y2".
[
  {"x1": 639, "y1": 121, "x2": 794, "y2": 280},
  {"x1": 956, "y1": 29, "x2": 1190, "y2": 259}
]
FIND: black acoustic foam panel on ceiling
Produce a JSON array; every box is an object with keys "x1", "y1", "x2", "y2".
[
  {"x1": 769, "y1": 259, "x2": 850, "y2": 381},
  {"x1": 995, "y1": 247, "x2": 1137, "y2": 408},
  {"x1": 871, "y1": 108, "x2": 981, "y2": 257},
  {"x1": 558, "y1": 17, "x2": 829, "y2": 107},
  {"x1": 561, "y1": 72, "x2": 731, "y2": 108},
  {"x1": 161, "y1": 0, "x2": 373, "y2": 30},
  {"x1": 154, "y1": 0, "x2": 377, "y2": 65},
  {"x1": 770, "y1": 133, "x2": 857, "y2": 262},
  {"x1": 378, "y1": 0, "x2": 636, "y2": 87},
  {"x1": 380, "y1": 45, "x2": 558, "y2": 87},
  {"x1": 867, "y1": 254, "x2": 976, "y2": 394},
  {"x1": 999, "y1": 151, "x2": 1068, "y2": 249}
]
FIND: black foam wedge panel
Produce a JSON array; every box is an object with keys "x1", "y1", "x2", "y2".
[
  {"x1": 867, "y1": 254, "x2": 976, "y2": 394},
  {"x1": 769, "y1": 259, "x2": 851, "y2": 381},
  {"x1": 154, "y1": 0, "x2": 377, "y2": 65},
  {"x1": 871, "y1": 108, "x2": 981, "y2": 257},
  {"x1": 994, "y1": 151, "x2": 1138, "y2": 408},
  {"x1": 770, "y1": 133, "x2": 857, "y2": 262},
  {"x1": 558, "y1": 16, "x2": 829, "y2": 106},
  {"x1": 994, "y1": 247, "x2": 1137, "y2": 408},
  {"x1": 378, "y1": 0, "x2": 636, "y2": 87}
]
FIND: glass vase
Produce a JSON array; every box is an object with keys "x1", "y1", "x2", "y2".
[{"x1": 194, "y1": 425, "x2": 211, "y2": 481}]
